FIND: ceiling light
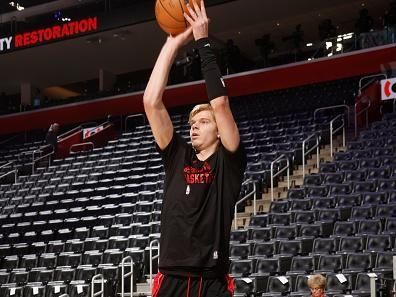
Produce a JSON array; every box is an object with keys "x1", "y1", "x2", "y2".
[
  {"x1": 306, "y1": 43, "x2": 313, "y2": 47},
  {"x1": 9, "y1": 1, "x2": 24, "y2": 11}
]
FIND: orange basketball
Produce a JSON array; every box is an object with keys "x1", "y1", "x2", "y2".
[{"x1": 155, "y1": 0, "x2": 200, "y2": 36}]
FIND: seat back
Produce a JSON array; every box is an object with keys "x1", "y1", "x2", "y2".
[
  {"x1": 266, "y1": 276, "x2": 291, "y2": 294},
  {"x1": 357, "y1": 219, "x2": 382, "y2": 235},
  {"x1": 312, "y1": 238, "x2": 337, "y2": 254},
  {"x1": 229, "y1": 259, "x2": 254, "y2": 276},
  {"x1": 252, "y1": 241, "x2": 276, "y2": 257},
  {"x1": 345, "y1": 252, "x2": 372, "y2": 271},
  {"x1": 317, "y1": 255, "x2": 343, "y2": 272},
  {"x1": 326, "y1": 273, "x2": 351, "y2": 293},
  {"x1": 339, "y1": 236, "x2": 364, "y2": 253},
  {"x1": 289, "y1": 256, "x2": 314, "y2": 273},
  {"x1": 255, "y1": 258, "x2": 279, "y2": 274}
]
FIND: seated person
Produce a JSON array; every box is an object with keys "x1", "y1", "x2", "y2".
[{"x1": 308, "y1": 274, "x2": 327, "y2": 297}]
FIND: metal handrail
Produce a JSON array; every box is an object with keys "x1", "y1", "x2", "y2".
[
  {"x1": 32, "y1": 144, "x2": 53, "y2": 167},
  {"x1": 393, "y1": 255, "x2": 396, "y2": 296},
  {"x1": 330, "y1": 114, "x2": 345, "y2": 158},
  {"x1": 234, "y1": 179, "x2": 256, "y2": 230},
  {"x1": 0, "y1": 161, "x2": 14, "y2": 170},
  {"x1": 58, "y1": 126, "x2": 80, "y2": 139},
  {"x1": 358, "y1": 73, "x2": 387, "y2": 95},
  {"x1": 18, "y1": 143, "x2": 48, "y2": 161},
  {"x1": 0, "y1": 134, "x2": 19, "y2": 146},
  {"x1": 121, "y1": 256, "x2": 134, "y2": 297},
  {"x1": 270, "y1": 154, "x2": 290, "y2": 202},
  {"x1": 354, "y1": 96, "x2": 372, "y2": 137},
  {"x1": 302, "y1": 133, "x2": 320, "y2": 180},
  {"x1": 0, "y1": 169, "x2": 17, "y2": 184},
  {"x1": 149, "y1": 239, "x2": 160, "y2": 290},
  {"x1": 91, "y1": 274, "x2": 104, "y2": 297},
  {"x1": 32, "y1": 149, "x2": 41, "y2": 165},
  {"x1": 32, "y1": 150, "x2": 54, "y2": 174},
  {"x1": 124, "y1": 114, "x2": 145, "y2": 132},
  {"x1": 69, "y1": 142, "x2": 95, "y2": 154},
  {"x1": 58, "y1": 121, "x2": 97, "y2": 139},
  {"x1": 314, "y1": 104, "x2": 350, "y2": 127}
]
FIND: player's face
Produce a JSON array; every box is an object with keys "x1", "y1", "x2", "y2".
[{"x1": 189, "y1": 110, "x2": 219, "y2": 151}]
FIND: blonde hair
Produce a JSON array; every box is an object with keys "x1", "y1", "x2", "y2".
[
  {"x1": 188, "y1": 104, "x2": 215, "y2": 125},
  {"x1": 308, "y1": 274, "x2": 326, "y2": 290}
]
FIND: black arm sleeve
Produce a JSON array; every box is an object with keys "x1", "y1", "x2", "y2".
[{"x1": 196, "y1": 37, "x2": 227, "y2": 100}]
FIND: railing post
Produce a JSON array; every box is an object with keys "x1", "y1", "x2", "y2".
[
  {"x1": 354, "y1": 97, "x2": 372, "y2": 137},
  {"x1": 302, "y1": 143, "x2": 305, "y2": 181},
  {"x1": 355, "y1": 101, "x2": 358, "y2": 138},
  {"x1": 234, "y1": 179, "x2": 255, "y2": 230},
  {"x1": 149, "y1": 240, "x2": 160, "y2": 290},
  {"x1": 270, "y1": 162, "x2": 274, "y2": 201},
  {"x1": 270, "y1": 155, "x2": 290, "y2": 201},
  {"x1": 0, "y1": 169, "x2": 18, "y2": 185},
  {"x1": 393, "y1": 256, "x2": 396, "y2": 297},
  {"x1": 358, "y1": 73, "x2": 387, "y2": 95},
  {"x1": 369, "y1": 274, "x2": 377, "y2": 297},
  {"x1": 253, "y1": 182, "x2": 257, "y2": 216},
  {"x1": 302, "y1": 133, "x2": 320, "y2": 179},
  {"x1": 316, "y1": 136, "x2": 320, "y2": 172},
  {"x1": 314, "y1": 104, "x2": 350, "y2": 127},
  {"x1": 91, "y1": 274, "x2": 104, "y2": 297},
  {"x1": 121, "y1": 256, "x2": 133, "y2": 297},
  {"x1": 234, "y1": 205, "x2": 238, "y2": 230},
  {"x1": 330, "y1": 114, "x2": 345, "y2": 158},
  {"x1": 330, "y1": 121, "x2": 333, "y2": 158}
]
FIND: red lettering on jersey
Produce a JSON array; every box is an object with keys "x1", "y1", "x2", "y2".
[{"x1": 184, "y1": 161, "x2": 215, "y2": 185}]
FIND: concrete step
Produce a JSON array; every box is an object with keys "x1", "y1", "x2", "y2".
[
  {"x1": 262, "y1": 191, "x2": 288, "y2": 200},
  {"x1": 244, "y1": 199, "x2": 270, "y2": 213},
  {"x1": 307, "y1": 157, "x2": 319, "y2": 166},
  {"x1": 294, "y1": 167, "x2": 319, "y2": 176},
  {"x1": 232, "y1": 138, "x2": 347, "y2": 220},
  {"x1": 136, "y1": 283, "x2": 151, "y2": 294},
  {"x1": 232, "y1": 214, "x2": 251, "y2": 229}
]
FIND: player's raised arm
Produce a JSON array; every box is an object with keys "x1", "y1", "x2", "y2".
[
  {"x1": 143, "y1": 27, "x2": 193, "y2": 150},
  {"x1": 184, "y1": 0, "x2": 240, "y2": 152}
]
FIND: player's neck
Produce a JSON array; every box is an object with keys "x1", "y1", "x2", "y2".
[{"x1": 196, "y1": 141, "x2": 219, "y2": 161}]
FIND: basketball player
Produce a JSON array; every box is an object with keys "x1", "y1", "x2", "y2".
[{"x1": 143, "y1": 1, "x2": 246, "y2": 296}]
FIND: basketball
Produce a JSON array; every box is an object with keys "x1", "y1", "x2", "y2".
[{"x1": 155, "y1": 0, "x2": 200, "y2": 36}]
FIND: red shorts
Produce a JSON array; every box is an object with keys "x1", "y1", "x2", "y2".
[{"x1": 152, "y1": 272, "x2": 234, "y2": 297}]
